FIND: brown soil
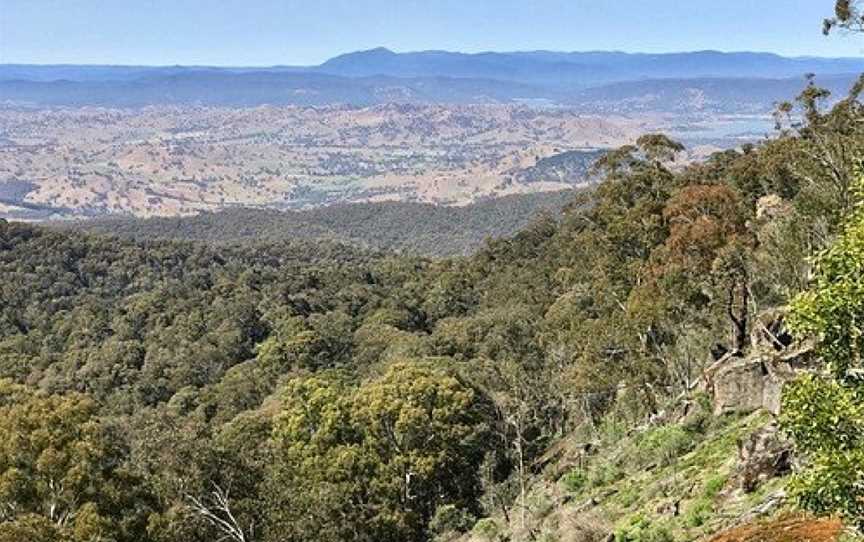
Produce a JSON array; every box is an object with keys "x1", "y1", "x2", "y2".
[{"x1": 708, "y1": 516, "x2": 844, "y2": 542}]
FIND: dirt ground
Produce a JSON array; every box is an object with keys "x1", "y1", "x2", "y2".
[{"x1": 709, "y1": 516, "x2": 844, "y2": 542}]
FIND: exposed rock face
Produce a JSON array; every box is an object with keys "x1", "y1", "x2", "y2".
[
  {"x1": 708, "y1": 354, "x2": 769, "y2": 415},
  {"x1": 709, "y1": 353, "x2": 803, "y2": 416},
  {"x1": 737, "y1": 423, "x2": 792, "y2": 493},
  {"x1": 706, "y1": 308, "x2": 813, "y2": 416},
  {"x1": 537, "y1": 439, "x2": 595, "y2": 480}
]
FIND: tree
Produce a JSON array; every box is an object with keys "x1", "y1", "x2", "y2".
[
  {"x1": 255, "y1": 311, "x2": 353, "y2": 372},
  {"x1": 824, "y1": 1, "x2": 864, "y2": 34},
  {"x1": 781, "y1": 175, "x2": 864, "y2": 528},
  {"x1": 0, "y1": 381, "x2": 145, "y2": 541},
  {"x1": 352, "y1": 363, "x2": 493, "y2": 529},
  {"x1": 467, "y1": 356, "x2": 553, "y2": 532},
  {"x1": 629, "y1": 182, "x2": 754, "y2": 367},
  {"x1": 774, "y1": 75, "x2": 864, "y2": 228},
  {"x1": 0, "y1": 514, "x2": 67, "y2": 542},
  {"x1": 267, "y1": 363, "x2": 494, "y2": 542}
]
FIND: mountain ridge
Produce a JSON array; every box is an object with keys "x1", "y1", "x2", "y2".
[
  {"x1": 4, "y1": 49, "x2": 862, "y2": 109},
  {"x1": 317, "y1": 48, "x2": 864, "y2": 81},
  {"x1": 4, "y1": 48, "x2": 864, "y2": 85}
]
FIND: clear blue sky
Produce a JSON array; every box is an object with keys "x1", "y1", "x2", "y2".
[{"x1": 1, "y1": 0, "x2": 862, "y2": 66}]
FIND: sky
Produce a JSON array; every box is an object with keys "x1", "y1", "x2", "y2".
[{"x1": 1, "y1": 0, "x2": 863, "y2": 66}]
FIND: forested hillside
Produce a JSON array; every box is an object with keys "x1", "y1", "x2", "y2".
[
  {"x1": 57, "y1": 190, "x2": 576, "y2": 257},
  {"x1": 3, "y1": 66, "x2": 864, "y2": 542}
]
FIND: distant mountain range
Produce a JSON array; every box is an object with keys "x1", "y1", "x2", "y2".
[
  {"x1": 0, "y1": 72, "x2": 556, "y2": 108},
  {"x1": 2, "y1": 48, "x2": 863, "y2": 111},
  {"x1": 318, "y1": 48, "x2": 864, "y2": 85}
]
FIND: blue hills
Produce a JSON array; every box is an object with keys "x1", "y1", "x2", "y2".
[{"x1": 2, "y1": 48, "x2": 863, "y2": 110}]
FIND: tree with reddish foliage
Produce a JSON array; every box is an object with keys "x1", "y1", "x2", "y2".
[{"x1": 633, "y1": 183, "x2": 754, "y2": 353}]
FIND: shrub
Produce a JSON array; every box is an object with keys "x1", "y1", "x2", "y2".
[
  {"x1": 588, "y1": 461, "x2": 625, "y2": 487},
  {"x1": 781, "y1": 176, "x2": 864, "y2": 527},
  {"x1": 681, "y1": 394, "x2": 713, "y2": 434},
  {"x1": 429, "y1": 504, "x2": 474, "y2": 536},
  {"x1": 596, "y1": 417, "x2": 629, "y2": 446},
  {"x1": 614, "y1": 515, "x2": 674, "y2": 542},
  {"x1": 472, "y1": 518, "x2": 500, "y2": 541},
  {"x1": 702, "y1": 475, "x2": 727, "y2": 499},
  {"x1": 636, "y1": 425, "x2": 695, "y2": 466},
  {"x1": 684, "y1": 498, "x2": 713, "y2": 527},
  {"x1": 615, "y1": 485, "x2": 640, "y2": 508},
  {"x1": 562, "y1": 511, "x2": 611, "y2": 542},
  {"x1": 562, "y1": 469, "x2": 587, "y2": 493},
  {"x1": 532, "y1": 494, "x2": 556, "y2": 519}
]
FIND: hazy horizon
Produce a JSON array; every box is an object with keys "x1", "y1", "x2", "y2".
[
  {"x1": 3, "y1": 46, "x2": 864, "y2": 69},
  {"x1": 3, "y1": 0, "x2": 863, "y2": 66}
]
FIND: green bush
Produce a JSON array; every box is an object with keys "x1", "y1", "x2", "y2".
[
  {"x1": 588, "y1": 461, "x2": 625, "y2": 487},
  {"x1": 702, "y1": 475, "x2": 727, "y2": 499},
  {"x1": 684, "y1": 498, "x2": 713, "y2": 527},
  {"x1": 472, "y1": 518, "x2": 500, "y2": 541},
  {"x1": 681, "y1": 394, "x2": 713, "y2": 434},
  {"x1": 562, "y1": 469, "x2": 587, "y2": 493},
  {"x1": 614, "y1": 515, "x2": 674, "y2": 542},
  {"x1": 596, "y1": 417, "x2": 630, "y2": 446},
  {"x1": 781, "y1": 183, "x2": 864, "y2": 528},
  {"x1": 429, "y1": 504, "x2": 474, "y2": 536},
  {"x1": 636, "y1": 425, "x2": 696, "y2": 467},
  {"x1": 616, "y1": 485, "x2": 640, "y2": 508}
]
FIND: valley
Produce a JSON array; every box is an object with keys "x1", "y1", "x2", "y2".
[
  {"x1": 0, "y1": 103, "x2": 772, "y2": 220},
  {"x1": 3, "y1": 3, "x2": 864, "y2": 538}
]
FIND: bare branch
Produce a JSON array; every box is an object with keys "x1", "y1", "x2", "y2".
[{"x1": 186, "y1": 483, "x2": 252, "y2": 542}]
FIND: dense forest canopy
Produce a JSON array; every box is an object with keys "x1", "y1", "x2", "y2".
[
  {"x1": 56, "y1": 190, "x2": 577, "y2": 257},
  {"x1": 2, "y1": 4, "x2": 864, "y2": 540}
]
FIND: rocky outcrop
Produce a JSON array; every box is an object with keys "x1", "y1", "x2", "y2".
[
  {"x1": 705, "y1": 308, "x2": 813, "y2": 416},
  {"x1": 708, "y1": 350, "x2": 805, "y2": 416},
  {"x1": 736, "y1": 423, "x2": 792, "y2": 493},
  {"x1": 536, "y1": 438, "x2": 595, "y2": 480},
  {"x1": 703, "y1": 353, "x2": 762, "y2": 414}
]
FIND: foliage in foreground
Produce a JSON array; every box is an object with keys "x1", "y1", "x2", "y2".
[{"x1": 783, "y1": 175, "x2": 864, "y2": 527}]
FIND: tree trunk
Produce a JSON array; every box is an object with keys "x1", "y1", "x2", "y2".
[
  {"x1": 516, "y1": 427, "x2": 525, "y2": 532},
  {"x1": 728, "y1": 280, "x2": 750, "y2": 352}
]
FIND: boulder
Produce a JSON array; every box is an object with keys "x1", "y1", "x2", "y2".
[
  {"x1": 736, "y1": 423, "x2": 792, "y2": 493},
  {"x1": 705, "y1": 307, "x2": 814, "y2": 416},
  {"x1": 710, "y1": 351, "x2": 805, "y2": 416},
  {"x1": 711, "y1": 356, "x2": 766, "y2": 415},
  {"x1": 538, "y1": 439, "x2": 595, "y2": 480}
]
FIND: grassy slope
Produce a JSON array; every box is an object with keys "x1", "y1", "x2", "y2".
[{"x1": 459, "y1": 402, "x2": 790, "y2": 542}]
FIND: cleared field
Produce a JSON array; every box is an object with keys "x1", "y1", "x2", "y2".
[{"x1": 0, "y1": 104, "x2": 666, "y2": 218}]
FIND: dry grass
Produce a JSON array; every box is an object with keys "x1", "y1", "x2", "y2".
[{"x1": 708, "y1": 516, "x2": 843, "y2": 542}]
